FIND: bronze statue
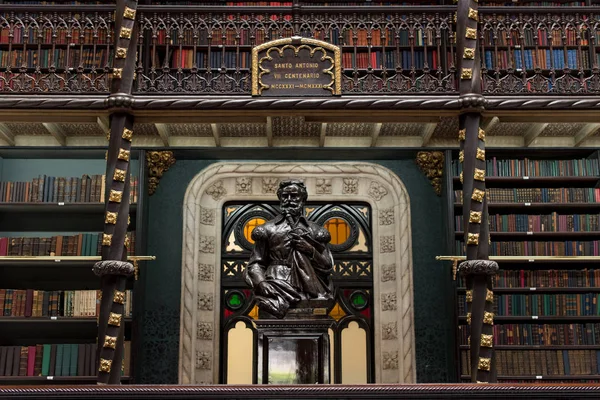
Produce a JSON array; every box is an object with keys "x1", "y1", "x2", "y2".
[{"x1": 244, "y1": 180, "x2": 334, "y2": 318}]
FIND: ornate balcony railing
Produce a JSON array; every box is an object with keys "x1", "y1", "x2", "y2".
[{"x1": 0, "y1": 2, "x2": 599, "y2": 96}]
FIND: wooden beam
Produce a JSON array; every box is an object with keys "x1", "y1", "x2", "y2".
[
  {"x1": 211, "y1": 123, "x2": 220, "y2": 147},
  {"x1": 266, "y1": 117, "x2": 273, "y2": 147},
  {"x1": 481, "y1": 116, "x2": 499, "y2": 133},
  {"x1": 574, "y1": 123, "x2": 600, "y2": 147},
  {"x1": 371, "y1": 123, "x2": 382, "y2": 147},
  {"x1": 319, "y1": 123, "x2": 328, "y2": 147},
  {"x1": 42, "y1": 123, "x2": 67, "y2": 146},
  {"x1": 155, "y1": 123, "x2": 171, "y2": 147},
  {"x1": 0, "y1": 123, "x2": 16, "y2": 146},
  {"x1": 421, "y1": 122, "x2": 438, "y2": 146},
  {"x1": 523, "y1": 123, "x2": 549, "y2": 147}
]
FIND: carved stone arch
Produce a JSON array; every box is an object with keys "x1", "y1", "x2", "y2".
[{"x1": 179, "y1": 162, "x2": 415, "y2": 385}]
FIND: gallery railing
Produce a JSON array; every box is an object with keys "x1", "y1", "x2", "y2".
[{"x1": 0, "y1": 2, "x2": 599, "y2": 95}]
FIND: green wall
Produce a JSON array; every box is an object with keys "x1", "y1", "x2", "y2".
[{"x1": 140, "y1": 157, "x2": 454, "y2": 383}]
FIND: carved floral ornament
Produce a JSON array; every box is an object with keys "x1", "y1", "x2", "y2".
[
  {"x1": 147, "y1": 151, "x2": 176, "y2": 195},
  {"x1": 180, "y1": 162, "x2": 415, "y2": 385},
  {"x1": 415, "y1": 151, "x2": 444, "y2": 196}
]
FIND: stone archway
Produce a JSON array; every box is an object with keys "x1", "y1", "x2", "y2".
[{"x1": 178, "y1": 162, "x2": 415, "y2": 384}]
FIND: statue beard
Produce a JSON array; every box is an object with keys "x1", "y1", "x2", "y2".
[{"x1": 281, "y1": 203, "x2": 303, "y2": 217}]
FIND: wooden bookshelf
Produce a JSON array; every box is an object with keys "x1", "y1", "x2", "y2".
[{"x1": 449, "y1": 149, "x2": 600, "y2": 382}]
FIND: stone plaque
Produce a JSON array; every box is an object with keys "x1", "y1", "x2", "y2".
[{"x1": 252, "y1": 37, "x2": 341, "y2": 97}]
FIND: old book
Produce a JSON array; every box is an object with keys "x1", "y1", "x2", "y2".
[
  {"x1": 69, "y1": 344, "x2": 77, "y2": 377},
  {"x1": 26, "y1": 345, "x2": 35, "y2": 376},
  {"x1": 55, "y1": 344, "x2": 64, "y2": 376},
  {"x1": 5, "y1": 346, "x2": 14, "y2": 376},
  {"x1": 77, "y1": 344, "x2": 85, "y2": 376},
  {"x1": 41, "y1": 344, "x2": 51, "y2": 376},
  {"x1": 18, "y1": 346, "x2": 28, "y2": 376},
  {"x1": 34, "y1": 344, "x2": 43, "y2": 376},
  {"x1": 48, "y1": 344, "x2": 57, "y2": 376},
  {"x1": 0, "y1": 346, "x2": 7, "y2": 376}
]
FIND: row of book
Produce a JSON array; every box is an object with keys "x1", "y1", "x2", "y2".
[
  {"x1": 156, "y1": 27, "x2": 444, "y2": 48},
  {"x1": 453, "y1": 188, "x2": 600, "y2": 204},
  {"x1": 451, "y1": 157, "x2": 600, "y2": 177},
  {"x1": 0, "y1": 49, "x2": 112, "y2": 70},
  {"x1": 0, "y1": 342, "x2": 131, "y2": 378},
  {"x1": 455, "y1": 240, "x2": 600, "y2": 256},
  {"x1": 457, "y1": 269, "x2": 600, "y2": 288},
  {"x1": 458, "y1": 293, "x2": 600, "y2": 316},
  {"x1": 0, "y1": 174, "x2": 139, "y2": 204},
  {"x1": 0, "y1": 289, "x2": 133, "y2": 318},
  {"x1": 458, "y1": 324, "x2": 600, "y2": 346},
  {"x1": 456, "y1": 213, "x2": 600, "y2": 233},
  {"x1": 482, "y1": 28, "x2": 582, "y2": 48},
  {"x1": 0, "y1": 233, "x2": 136, "y2": 257},
  {"x1": 481, "y1": 1, "x2": 588, "y2": 6},
  {"x1": 168, "y1": 50, "x2": 251, "y2": 70},
  {"x1": 0, "y1": 29, "x2": 111, "y2": 46},
  {"x1": 483, "y1": 49, "x2": 587, "y2": 71},
  {"x1": 342, "y1": 49, "x2": 448, "y2": 71},
  {"x1": 461, "y1": 349, "x2": 600, "y2": 376}
]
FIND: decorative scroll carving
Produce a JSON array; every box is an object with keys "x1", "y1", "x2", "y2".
[
  {"x1": 147, "y1": 151, "x2": 176, "y2": 196},
  {"x1": 415, "y1": 152, "x2": 444, "y2": 196}
]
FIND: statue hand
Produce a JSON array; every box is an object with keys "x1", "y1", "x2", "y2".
[
  {"x1": 290, "y1": 234, "x2": 315, "y2": 255},
  {"x1": 257, "y1": 281, "x2": 277, "y2": 297}
]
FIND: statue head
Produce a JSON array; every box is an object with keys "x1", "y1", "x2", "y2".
[{"x1": 277, "y1": 180, "x2": 307, "y2": 217}]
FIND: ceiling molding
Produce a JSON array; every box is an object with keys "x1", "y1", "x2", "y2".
[
  {"x1": 266, "y1": 116, "x2": 273, "y2": 147},
  {"x1": 0, "y1": 123, "x2": 16, "y2": 146},
  {"x1": 523, "y1": 123, "x2": 549, "y2": 147},
  {"x1": 371, "y1": 123, "x2": 382, "y2": 147},
  {"x1": 155, "y1": 123, "x2": 171, "y2": 147},
  {"x1": 574, "y1": 123, "x2": 600, "y2": 147},
  {"x1": 481, "y1": 116, "x2": 499, "y2": 132},
  {"x1": 42, "y1": 123, "x2": 67, "y2": 146},
  {"x1": 319, "y1": 123, "x2": 328, "y2": 147},
  {"x1": 211, "y1": 123, "x2": 221, "y2": 147},
  {"x1": 420, "y1": 122, "x2": 438, "y2": 146}
]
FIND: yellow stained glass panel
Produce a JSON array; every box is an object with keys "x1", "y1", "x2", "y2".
[
  {"x1": 244, "y1": 217, "x2": 266, "y2": 244},
  {"x1": 324, "y1": 218, "x2": 351, "y2": 245}
]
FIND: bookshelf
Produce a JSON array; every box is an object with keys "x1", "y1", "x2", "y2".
[
  {"x1": 0, "y1": 149, "x2": 149, "y2": 384},
  {"x1": 448, "y1": 149, "x2": 600, "y2": 382}
]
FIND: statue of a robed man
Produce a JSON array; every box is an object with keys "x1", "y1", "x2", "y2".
[{"x1": 243, "y1": 180, "x2": 334, "y2": 318}]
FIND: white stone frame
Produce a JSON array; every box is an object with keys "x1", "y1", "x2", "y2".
[{"x1": 178, "y1": 162, "x2": 415, "y2": 384}]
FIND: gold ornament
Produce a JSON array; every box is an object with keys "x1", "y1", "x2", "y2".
[
  {"x1": 483, "y1": 311, "x2": 494, "y2": 325},
  {"x1": 116, "y1": 47, "x2": 127, "y2": 59},
  {"x1": 124, "y1": 236, "x2": 130, "y2": 248},
  {"x1": 481, "y1": 334, "x2": 493, "y2": 348},
  {"x1": 123, "y1": 7, "x2": 136, "y2": 19},
  {"x1": 113, "y1": 290, "x2": 125, "y2": 305},
  {"x1": 122, "y1": 127, "x2": 133, "y2": 141},
  {"x1": 467, "y1": 233, "x2": 479, "y2": 245},
  {"x1": 465, "y1": 290, "x2": 473, "y2": 302},
  {"x1": 113, "y1": 68, "x2": 123, "y2": 79},
  {"x1": 147, "y1": 151, "x2": 177, "y2": 196},
  {"x1": 113, "y1": 168, "x2": 126, "y2": 182},
  {"x1": 464, "y1": 48, "x2": 475, "y2": 60},
  {"x1": 469, "y1": 211, "x2": 482, "y2": 224},
  {"x1": 478, "y1": 357, "x2": 491, "y2": 371},
  {"x1": 466, "y1": 27, "x2": 477, "y2": 40},
  {"x1": 472, "y1": 188, "x2": 485, "y2": 202},
  {"x1": 476, "y1": 148, "x2": 485, "y2": 161},
  {"x1": 459, "y1": 172, "x2": 463, "y2": 183},
  {"x1": 466, "y1": 312, "x2": 471, "y2": 325},
  {"x1": 461, "y1": 68, "x2": 472, "y2": 80},
  {"x1": 474, "y1": 168, "x2": 486, "y2": 181},
  {"x1": 459, "y1": 150, "x2": 464, "y2": 163},
  {"x1": 458, "y1": 128, "x2": 466, "y2": 141},
  {"x1": 99, "y1": 358, "x2": 112, "y2": 373},
  {"x1": 486, "y1": 289, "x2": 494, "y2": 302},
  {"x1": 108, "y1": 312, "x2": 122, "y2": 327},
  {"x1": 105, "y1": 212, "x2": 118, "y2": 225},
  {"x1": 103, "y1": 336, "x2": 117, "y2": 349},
  {"x1": 109, "y1": 190, "x2": 123, "y2": 203},
  {"x1": 120, "y1": 27, "x2": 132, "y2": 39},
  {"x1": 102, "y1": 233, "x2": 112, "y2": 246},
  {"x1": 118, "y1": 149, "x2": 130, "y2": 161},
  {"x1": 468, "y1": 8, "x2": 478, "y2": 20},
  {"x1": 478, "y1": 127, "x2": 486, "y2": 140}
]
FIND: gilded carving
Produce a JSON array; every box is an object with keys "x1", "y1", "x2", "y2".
[
  {"x1": 467, "y1": 233, "x2": 479, "y2": 245},
  {"x1": 102, "y1": 233, "x2": 112, "y2": 246},
  {"x1": 109, "y1": 190, "x2": 122, "y2": 203},
  {"x1": 481, "y1": 334, "x2": 493, "y2": 348},
  {"x1": 483, "y1": 311, "x2": 494, "y2": 325},
  {"x1": 108, "y1": 312, "x2": 122, "y2": 327},
  {"x1": 103, "y1": 336, "x2": 117, "y2": 349},
  {"x1": 461, "y1": 68, "x2": 473, "y2": 80},
  {"x1": 113, "y1": 290, "x2": 125, "y2": 304},
  {"x1": 466, "y1": 27, "x2": 477, "y2": 39},
  {"x1": 415, "y1": 151, "x2": 444, "y2": 196},
  {"x1": 147, "y1": 151, "x2": 176, "y2": 196},
  {"x1": 99, "y1": 358, "x2": 112, "y2": 373},
  {"x1": 478, "y1": 357, "x2": 491, "y2": 371}
]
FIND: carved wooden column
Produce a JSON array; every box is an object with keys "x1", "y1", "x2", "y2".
[
  {"x1": 94, "y1": 0, "x2": 140, "y2": 385},
  {"x1": 455, "y1": 0, "x2": 498, "y2": 383}
]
